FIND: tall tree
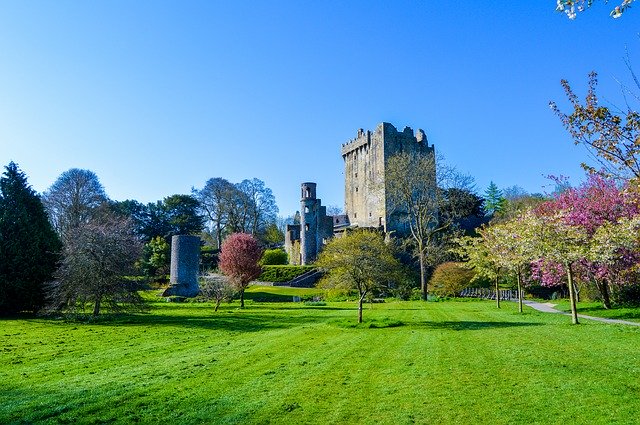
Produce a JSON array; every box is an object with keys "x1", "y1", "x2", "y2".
[
  {"x1": 193, "y1": 178, "x2": 237, "y2": 249},
  {"x1": 484, "y1": 181, "x2": 506, "y2": 217},
  {"x1": 237, "y1": 178, "x2": 279, "y2": 236},
  {"x1": 42, "y1": 168, "x2": 108, "y2": 241},
  {"x1": 0, "y1": 162, "x2": 62, "y2": 314},
  {"x1": 218, "y1": 233, "x2": 262, "y2": 308},
  {"x1": 385, "y1": 152, "x2": 477, "y2": 300},
  {"x1": 316, "y1": 230, "x2": 401, "y2": 323},
  {"x1": 163, "y1": 194, "x2": 205, "y2": 237},
  {"x1": 47, "y1": 211, "x2": 143, "y2": 317}
]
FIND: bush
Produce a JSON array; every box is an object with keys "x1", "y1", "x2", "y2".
[
  {"x1": 429, "y1": 262, "x2": 475, "y2": 297},
  {"x1": 258, "y1": 265, "x2": 314, "y2": 282},
  {"x1": 260, "y1": 249, "x2": 288, "y2": 266},
  {"x1": 612, "y1": 283, "x2": 640, "y2": 306}
]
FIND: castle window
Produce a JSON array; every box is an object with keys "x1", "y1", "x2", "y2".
[
  {"x1": 305, "y1": 188, "x2": 310, "y2": 197},
  {"x1": 355, "y1": 187, "x2": 358, "y2": 193},
  {"x1": 304, "y1": 206, "x2": 309, "y2": 213},
  {"x1": 354, "y1": 213, "x2": 357, "y2": 218},
  {"x1": 305, "y1": 224, "x2": 310, "y2": 231},
  {"x1": 369, "y1": 212, "x2": 372, "y2": 217},
  {"x1": 355, "y1": 172, "x2": 357, "y2": 178}
]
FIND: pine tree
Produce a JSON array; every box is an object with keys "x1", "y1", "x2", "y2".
[
  {"x1": 484, "y1": 181, "x2": 506, "y2": 216},
  {"x1": 0, "y1": 162, "x2": 62, "y2": 314}
]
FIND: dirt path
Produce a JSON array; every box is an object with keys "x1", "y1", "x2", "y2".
[{"x1": 522, "y1": 300, "x2": 640, "y2": 326}]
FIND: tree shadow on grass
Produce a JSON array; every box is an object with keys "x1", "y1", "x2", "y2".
[
  {"x1": 414, "y1": 321, "x2": 544, "y2": 331},
  {"x1": 29, "y1": 307, "x2": 350, "y2": 333}
]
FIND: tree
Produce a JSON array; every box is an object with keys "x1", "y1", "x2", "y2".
[
  {"x1": 484, "y1": 181, "x2": 506, "y2": 217},
  {"x1": 316, "y1": 230, "x2": 401, "y2": 323},
  {"x1": 429, "y1": 262, "x2": 476, "y2": 298},
  {"x1": 162, "y1": 194, "x2": 205, "y2": 237},
  {"x1": 0, "y1": 162, "x2": 62, "y2": 314},
  {"x1": 47, "y1": 212, "x2": 143, "y2": 317},
  {"x1": 550, "y1": 72, "x2": 640, "y2": 181},
  {"x1": 193, "y1": 178, "x2": 237, "y2": 249},
  {"x1": 141, "y1": 236, "x2": 170, "y2": 278},
  {"x1": 218, "y1": 233, "x2": 262, "y2": 308},
  {"x1": 385, "y1": 152, "x2": 478, "y2": 300},
  {"x1": 200, "y1": 275, "x2": 235, "y2": 312},
  {"x1": 42, "y1": 168, "x2": 108, "y2": 242},
  {"x1": 479, "y1": 219, "x2": 533, "y2": 312},
  {"x1": 454, "y1": 235, "x2": 503, "y2": 308},
  {"x1": 556, "y1": 0, "x2": 635, "y2": 19},
  {"x1": 237, "y1": 178, "x2": 279, "y2": 236},
  {"x1": 519, "y1": 211, "x2": 588, "y2": 324}
]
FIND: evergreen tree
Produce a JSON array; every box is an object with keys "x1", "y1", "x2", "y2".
[
  {"x1": 484, "y1": 181, "x2": 506, "y2": 216},
  {"x1": 0, "y1": 162, "x2": 62, "y2": 314}
]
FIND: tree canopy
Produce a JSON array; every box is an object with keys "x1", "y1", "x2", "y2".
[{"x1": 0, "y1": 162, "x2": 62, "y2": 314}]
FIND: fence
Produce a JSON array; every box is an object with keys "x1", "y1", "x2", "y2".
[{"x1": 459, "y1": 287, "x2": 523, "y2": 301}]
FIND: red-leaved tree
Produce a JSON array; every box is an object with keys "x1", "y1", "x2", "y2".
[{"x1": 218, "y1": 233, "x2": 262, "y2": 308}]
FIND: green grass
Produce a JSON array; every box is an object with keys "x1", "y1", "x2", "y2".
[
  {"x1": 1, "y1": 288, "x2": 639, "y2": 424},
  {"x1": 551, "y1": 300, "x2": 640, "y2": 323}
]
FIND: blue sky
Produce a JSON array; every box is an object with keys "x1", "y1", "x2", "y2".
[{"x1": 1, "y1": 1, "x2": 638, "y2": 216}]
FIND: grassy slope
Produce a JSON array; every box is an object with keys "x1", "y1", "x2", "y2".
[
  {"x1": 551, "y1": 300, "x2": 640, "y2": 323},
  {"x1": 1, "y1": 289, "x2": 639, "y2": 424}
]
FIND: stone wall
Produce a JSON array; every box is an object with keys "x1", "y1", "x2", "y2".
[{"x1": 342, "y1": 122, "x2": 435, "y2": 236}]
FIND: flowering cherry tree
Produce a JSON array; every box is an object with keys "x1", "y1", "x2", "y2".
[{"x1": 219, "y1": 233, "x2": 262, "y2": 308}]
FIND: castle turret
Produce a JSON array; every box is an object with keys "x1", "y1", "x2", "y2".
[{"x1": 300, "y1": 182, "x2": 318, "y2": 265}]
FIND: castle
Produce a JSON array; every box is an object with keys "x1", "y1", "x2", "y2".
[{"x1": 285, "y1": 122, "x2": 435, "y2": 265}]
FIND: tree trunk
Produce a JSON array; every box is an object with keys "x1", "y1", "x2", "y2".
[
  {"x1": 597, "y1": 280, "x2": 612, "y2": 309},
  {"x1": 419, "y1": 245, "x2": 427, "y2": 301},
  {"x1": 517, "y1": 269, "x2": 523, "y2": 313},
  {"x1": 215, "y1": 298, "x2": 221, "y2": 312},
  {"x1": 495, "y1": 275, "x2": 500, "y2": 309},
  {"x1": 93, "y1": 295, "x2": 102, "y2": 317},
  {"x1": 566, "y1": 262, "x2": 579, "y2": 325},
  {"x1": 358, "y1": 295, "x2": 364, "y2": 324},
  {"x1": 240, "y1": 289, "x2": 245, "y2": 308}
]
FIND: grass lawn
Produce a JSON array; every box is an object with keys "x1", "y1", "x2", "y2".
[
  {"x1": 1, "y1": 286, "x2": 639, "y2": 424},
  {"x1": 551, "y1": 300, "x2": 640, "y2": 323}
]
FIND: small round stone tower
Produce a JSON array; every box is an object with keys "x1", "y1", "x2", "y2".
[
  {"x1": 162, "y1": 235, "x2": 201, "y2": 297},
  {"x1": 300, "y1": 182, "x2": 317, "y2": 265}
]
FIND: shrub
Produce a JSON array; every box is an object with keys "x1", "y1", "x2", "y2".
[
  {"x1": 260, "y1": 249, "x2": 288, "y2": 266},
  {"x1": 429, "y1": 262, "x2": 475, "y2": 297},
  {"x1": 258, "y1": 265, "x2": 314, "y2": 282}
]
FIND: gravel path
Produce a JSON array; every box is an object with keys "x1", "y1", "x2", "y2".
[{"x1": 522, "y1": 300, "x2": 640, "y2": 326}]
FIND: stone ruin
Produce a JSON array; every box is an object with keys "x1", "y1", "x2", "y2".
[{"x1": 162, "y1": 235, "x2": 201, "y2": 297}]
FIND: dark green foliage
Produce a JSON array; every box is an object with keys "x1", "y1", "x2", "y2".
[
  {"x1": 258, "y1": 265, "x2": 314, "y2": 282},
  {"x1": 162, "y1": 194, "x2": 205, "y2": 237},
  {"x1": 111, "y1": 195, "x2": 204, "y2": 243},
  {"x1": 140, "y1": 236, "x2": 170, "y2": 278},
  {"x1": 0, "y1": 162, "x2": 62, "y2": 314},
  {"x1": 429, "y1": 262, "x2": 475, "y2": 297},
  {"x1": 260, "y1": 249, "x2": 288, "y2": 265},
  {"x1": 200, "y1": 246, "x2": 219, "y2": 272},
  {"x1": 483, "y1": 181, "x2": 506, "y2": 216}
]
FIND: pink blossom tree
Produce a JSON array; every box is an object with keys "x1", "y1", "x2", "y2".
[
  {"x1": 218, "y1": 233, "x2": 262, "y2": 308},
  {"x1": 531, "y1": 175, "x2": 640, "y2": 309}
]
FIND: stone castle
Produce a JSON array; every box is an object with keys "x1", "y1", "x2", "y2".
[{"x1": 285, "y1": 122, "x2": 435, "y2": 265}]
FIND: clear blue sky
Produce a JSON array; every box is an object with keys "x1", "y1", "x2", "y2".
[{"x1": 1, "y1": 1, "x2": 638, "y2": 216}]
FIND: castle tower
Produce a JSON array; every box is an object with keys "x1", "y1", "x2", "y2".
[
  {"x1": 341, "y1": 122, "x2": 435, "y2": 236},
  {"x1": 300, "y1": 182, "x2": 318, "y2": 265}
]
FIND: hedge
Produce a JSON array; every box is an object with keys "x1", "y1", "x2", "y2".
[{"x1": 258, "y1": 265, "x2": 315, "y2": 282}]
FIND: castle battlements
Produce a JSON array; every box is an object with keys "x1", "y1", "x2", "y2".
[{"x1": 341, "y1": 122, "x2": 430, "y2": 157}]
